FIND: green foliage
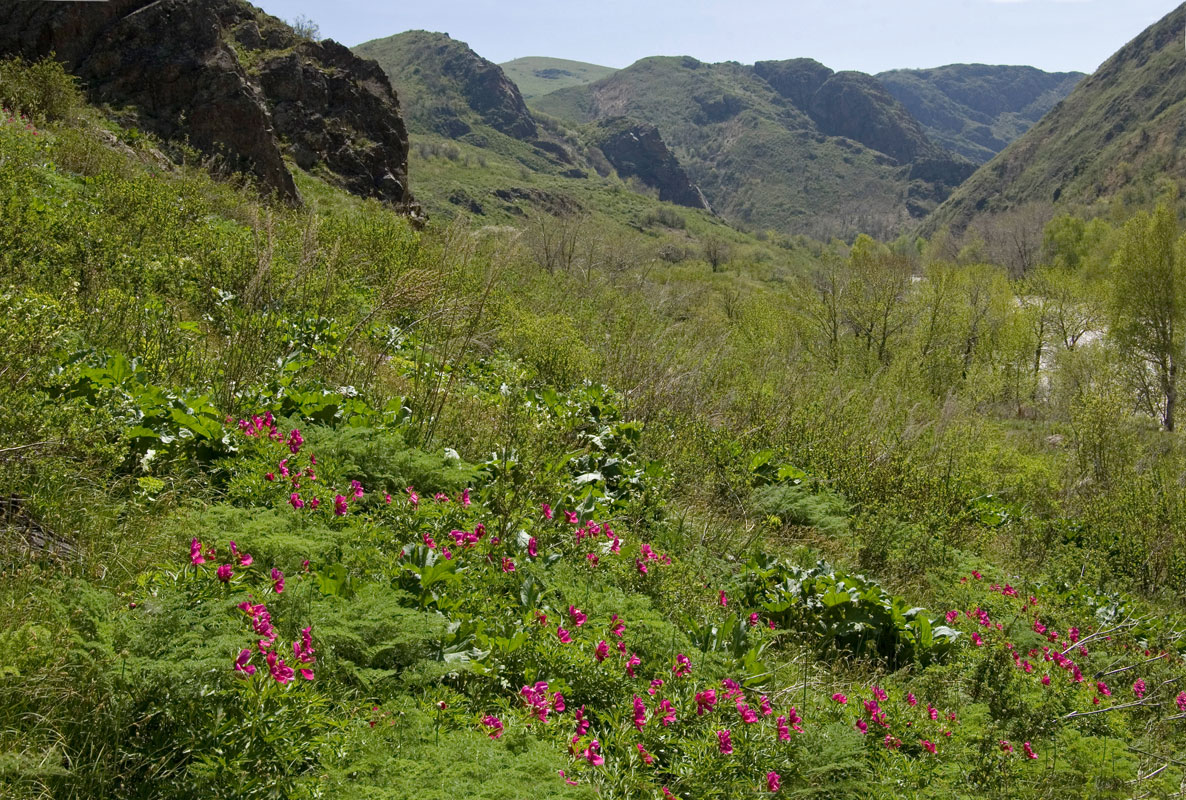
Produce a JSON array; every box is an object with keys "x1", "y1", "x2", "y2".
[{"x1": 0, "y1": 56, "x2": 81, "y2": 122}]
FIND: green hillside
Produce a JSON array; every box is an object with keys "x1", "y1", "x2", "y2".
[
  {"x1": 533, "y1": 55, "x2": 969, "y2": 239},
  {"x1": 877, "y1": 64, "x2": 1083, "y2": 164},
  {"x1": 501, "y1": 56, "x2": 618, "y2": 100},
  {"x1": 925, "y1": 4, "x2": 1186, "y2": 233}
]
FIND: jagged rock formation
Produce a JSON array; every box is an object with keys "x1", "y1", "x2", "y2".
[
  {"x1": 0, "y1": 0, "x2": 415, "y2": 210},
  {"x1": 925, "y1": 4, "x2": 1186, "y2": 234},
  {"x1": 877, "y1": 64, "x2": 1083, "y2": 163},
  {"x1": 590, "y1": 118, "x2": 710, "y2": 210},
  {"x1": 354, "y1": 31, "x2": 538, "y2": 141}
]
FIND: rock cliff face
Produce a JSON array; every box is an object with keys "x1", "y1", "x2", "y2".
[
  {"x1": 590, "y1": 118, "x2": 710, "y2": 210},
  {"x1": 353, "y1": 31, "x2": 538, "y2": 141},
  {"x1": 0, "y1": 0, "x2": 415, "y2": 210}
]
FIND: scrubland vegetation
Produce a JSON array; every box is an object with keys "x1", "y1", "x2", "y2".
[{"x1": 1, "y1": 58, "x2": 1185, "y2": 799}]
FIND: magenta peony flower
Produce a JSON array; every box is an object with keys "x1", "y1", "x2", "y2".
[
  {"x1": 528, "y1": 537, "x2": 537, "y2": 557},
  {"x1": 594, "y1": 640, "x2": 609, "y2": 662},
  {"x1": 287, "y1": 429, "x2": 303, "y2": 454},
  {"x1": 921, "y1": 739, "x2": 936, "y2": 754},
  {"x1": 633, "y1": 695, "x2": 647, "y2": 731},
  {"x1": 717, "y1": 729, "x2": 733, "y2": 754},
  {"x1": 831, "y1": 693, "x2": 847, "y2": 704},
  {"x1": 1023, "y1": 741, "x2": 1037, "y2": 759},
  {"x1": 556, "y1": 626, "x2": 572, "y2": 644},
  {"x1": 216, "y1": 564, "x2": 233, "y2": 582},
  {"x1": 190, "y1": 538, "x2": 206, "y2": 566},
  {"x1": 696, "y1": 690, "x2": 718, "y2": 716},
  {"x1": 568, "y1": 605, "x2": 587, "y2": 626},
  {"x1": 766, "y1": 771, "x2": 781, "y2": 793},
  {"x1": 333, "y1": 494, "x2": 348, "y2": 516},
  {"x1": 626, "y1": 653, "x2": 641, "y2": 677},
  {"x1": 482, "y1": 715, "x2": 503, "y2": 739},
  {"x1": 233, "y1": 648, "x2": 255, "y2": 676},
  {"x1": 542, "y1": 503, "x2": 552, "y2": 520}
]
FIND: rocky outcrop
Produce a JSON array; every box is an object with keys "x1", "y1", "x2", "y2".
[
  {"x1": 0, "y1": 0, "x2": 415, "y2": 210},
  {"x1": 354, "y1": 31, "x2": 538, "y2": 141},
  {"x1": 591, "y1": 118, "x2": 709, "y2": 210},
  {"x1": 753, "y1": 58, "x2": 834, "y2": 111}
]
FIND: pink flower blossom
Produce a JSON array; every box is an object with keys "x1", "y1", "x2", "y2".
[
  {"x1": 287, "y1": 429, "x2": 303, "y2": 454},
  {"x1": 872, "y1": 685, "x2": 888, "y2": 702},
  {"x1": 482, "y1": 715, "x2": 503, "y2": 738},
  {"x1": 385, "y1": 493, "x2": 392, "y2": 504},
  {"x1": 434, "y1": 493, "x2": 449, "y2": 503},
  {"x1": 333, "y1": 494, "x2": 348, "y2": 516},
  {"x1": 1132, "y1": 679, "x2": 1147, "y2": 699},
  {"x1": 927, "y1": 705, "x2": 939, "y2": 721},
  {"x1": 586, "y1": 552, "x2": 599, "y2": 567},
  {"x1": 233, "y1": 648, "x2": 256, "y2": 676},
  {"x1": 738, "y1": 702, "x2": 758, "y2": 724},
  {"x1": 271, "y1": 567, "x2": 285, "y2": 594},
  {"x1": 626, "y1": 653, "x2": 641, "y2": 678},
  {"x1": 569, "y1": 605, "x2": 587, "y2": 627},
  {"x1": 1023, "y1": 741, "x2": 1037, "y2": 759},
  {"x1": 406, "y1": 486, "x2": 419, "y2": 507},
  {"x1": 749, "y1": 612, "x2": 760, "y2": 626},
  {"x1": 575, "y1": 705, "x2": 590, "y2": 736},
  {"x1": 921, "y1": 739, "x2": 936, "y2": 754},
  {"x1": 672, "y1": 653, "x2": 692, "y2": 678},
  {"x1": 1096, "y1": 682, "x2": 1111, "y2": 697},
  {"x1": 766, "y1": 771, "x2": 781, "y2": 792},
  {"x1": 633, "y1": 696, "x2": 647, "y2": 730},
  {"x1": 649, "y1": 678, "x2": 664, "y2": 695},
  {"x1": 583, "y1": 739, "x2": 604, "y2": 766},
  {"x1": 594, "y1": 640, "x2": 609, "y2": 662},
  {"x1": 461, "y1": 488, "x2": 471, "y2": 507},
  {"x1": 557, "y1": 626, "x2": 572, "y2": 644},
  {"x1": 719, "y1": 590, "x2": 728, "y2": 607},
  {"x1": 636, "y1": 743, "x2": 654, "y2": 765},
  {"x1": 945, "y1": 610, "x2": 959, "y2": 623},
  {"x1": 266, "y1": 650, "x2": 294, "y2": 684},
  {"x1": 528, "y1": 537, "x2": 538, "y2": 557},
  {"x1": 542, "y1": 503, "x2": 553, "y2": 520},
  {"x1": 1176, "y1": 691, "x2": 1186, "y2": 712},
  {"x1": 350, "y1": 479, "x2": 364, "y2": 499},
  {"x1": 190, "y1": 538, "x2": 206, "y2": 566},
  {"x1": 776, "y1": 715, "x2": 792, "y2": 740},
  {"x1": 289, "y1": 492, "x2": 304, "y2": 510},
  {"x1": 1000, "y1": 740, "x2": 1014, "y2": 754},
  {"x1": 610, "y1": 614, "x2": 625, "y2": 638},
  {"x1": 760, "y1": 695, "x2": 773, "y2": 716},
  {"x1": 217, "y1": 564, "x2": 233, "y2": 582},
  {"x1": 855, "y1": 718, "x2": 868, "y2": 734},
  {"x1": 696, "y1": 690, "x2": 718, "y2": 716},
  {"x1": 906, "y1": 692, "x2": 918, "y2": 706},
  {"x1": 565, "y1": 511, "x2": 579, "y2": 525},
  {"x1": 831, "y1": 693, "x2": 847, "y2": 704},
  {"x1": 658, "y1": 699, "x2": 676, "y2": 726},
  {"x1": 972, "y1": 633, "x2": 984, "y2": 647},
  {"x1": 502, "y1": 557, "x2": 516, "y2": 573},
  {"x1": 717, "y1": 729, "x2": 733, "y2": 754}
]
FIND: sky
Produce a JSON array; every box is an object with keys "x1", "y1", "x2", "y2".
[{"x1": 253, "y1": 0, "x2": 1178, "y2": 75}]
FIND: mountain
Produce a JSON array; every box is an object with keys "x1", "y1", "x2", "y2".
[
  {"x1": 501, "y1": 57, "x2": 618, "y2": 100},
  {"x1": 532, "y1": 55, "x2": 972, "y2": 238},
  {"x1": 876, "y1": 64, "x2": 1083, "y2": 163},
  {"x1": 588, "y1": 117, "x2": 710, "y2": 209},
  {"x1": 0, "y1": 0, "x2": 416, "y2": 210},
  {"x1": 355, "y1": 31, "x2": 538, "y2": 141},
  {"x1": 925, "y1": 4, "x2": 1186, "y2": 234}
]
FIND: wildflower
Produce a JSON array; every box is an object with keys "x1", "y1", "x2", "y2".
[
  {"x1": 637, "y1": 559, "x2": 649, "y2": 575},
  {"x1": 406, "y1": 486, "x2": 419, "y2": 507},
  {"x1": 461, "y1": 488, "x2": 471, "y2": 507},
  {"x1": 520, "y1": 681, "x2": 552, "y2": 721},
  {"x1": 719, "y1": 590, "x2": 728, "y2": 607},
  {"x1": 569, "y1": 605, "x2": 587, "y2": 627},
  {"x1": 1023, "y1": 741, "x2": 1037, "y2": 759},
  {"x1": 872, "y1": 685, "x2": 888, "y2": 702},
  {"x1": 626, "y1": 653, "x2": 641, "y2": 677},
  {"x1": 776, "y1": 715, "x2": 792, "y2": 740},
  {"x1": 738, "y1": 702, "x2": 758, "y2": 724},
  {"x1": 696, "y1": 690, "x2": 718, "y2": 715},
  {"x1": 542, "y1": 503, "x2": 553, "y2": 520},
  {"x1": 749, "y1": 612, "x2": 760, "y2": 626},
  {"x1": 293, "y1": 627, "x2": 316, "y2": 665},
  {"x1": 972, "y1": 633, "x2": 984, "y2": 646},
  {"x1": 831, "y1": 693, "x2": 847, "y2": 704},
  {"x1": 906, "y1": 692, "x2": 918, "y2": 706},
  {"x1": 528, "y1": 537, "x2": 538, "y2": 557},
  {"x1": 559, "y1": 769, "x2": 579, "y2": 785},
  {"x1": 1133, "y1": 679, "x2": 1147, "y2": 699},
  {"x1": 595, "y1": 640, "x2": 609, "y2": 662},
  {"x1": 271, "y1": 567, "x2": 285, "y2": 594},
  {"x1": 502, "y1": 557, "x2": 516, "y2": 573},
  {"x1": 717, "y1": 729, "x2": 733, "y2": 754},
  {"x1": 385, "y1": 493, "x2": 392, "y2": 504},
  {"x1": 287, "y1": 429, "x2": 303, "y2": 454},
  {"x1": 921, "y1": 739, "x2": 936, "y2": 754},
  {"x1": 536, "y1": 611, "x2": 548, "y2": 626},
  {"x1": 760, "y1": 695, "x2": 773, "y2": 716},
  {"x1": 217, "y1": 564, "x2": 233, "y2": 582},
  {"x1": 636, "y1": 743, "x2": 655, "y2": 765},
  {"x1": 662, "y1": 788, "x2": 675, "y2": 800},
  {"x1": 190, "y1": 538, "x2": 206, "y2": 565},
  {"x1": 552, "y1": 692, "x2": 566, "y2": 713},
  {"x1": 575, "y1": 705, "x2": 590, "y2": 735},
  {"x1": 333, "y1": 494, "x2": 348, "y2": 516},
  {"x1": 1176, "y1": 691, "x2": 1186, "y2": 712},
  {"x1": 350, "y1": 479, "x2": 364, "y2": 499},
  {"x1": 658, "y1": 699, "x2": 676, "y2": 725},
  {"x1": 289, "y1": 492, "x2": 304, "y2": 510},
  {"x1": 565, "y1": 511, "x2": 579, "y2": 525},
  {"x1": 927, "y1": 705, "x2": 938, "y2": 721},
  {"x1": 945, "y1": 610, "x2": 959, "y2": 624},
  {"x1": 233, "y1": 648, "x2": 256, "y2": 676},
  {"x1": 266, "y1": 472, "x2": 275, "y2": 482},
  {"x1": 1096, "y1": 682, "x2": 1111, "y2": 697},
  {"x1": 586, "y1": 552, "x2": 599, "y2": 566},
  {"x1": 884, "y1": 734, "x2": 901, "y2": 749},
  {"x1": 633, "y1": 696, "x2": 647, "y2": 730},
  {"x1": 766, "y1": 771, "x2": 781, "y2": 793},
  {"x1": 1068, "y1": 626, "x2": 1080, "y2": 644},
  {"x1": 423, "y1": 532, "x2": 437, "y2": 549},
  {"x1": 673, "y1": 653, "x2": 692, "y2": 677},
  {"x1": 482, "y1": 715, "x2": 503, "y2": 739},
  {"x1": 649, "y1": 678, "x2": 664, "y2": 695},
  {"x1": 610, "y1": 538, "x2": 621, "y2": 553},
  {"x1": 1041, "y1": 674, "x2": 1051, "y2": 686},
  {"x1": 266, "y1": 651, "x2": 294, "y2": 684},
  {"x1": 1000, "y1": 740, "x2": 1014, "y2": 754},
  {"x1": 583, "y1": 739, "x2": 604, "y2": 766},
  {"x1": 855, "y1": 718, "x2": 868, "y2": 734},
  {"x1": 971, "y1": 570, "x2": 982, "y2": 580},
  {"x1": 610, "y1": 614, "x2": 626, "y2": 638},
  {"x1": 557, "y1": 626, "x2": 572, "y2": 644},
  {"x1": 433, "y1": 493, "x2": 449, "y2": 503},
  {"x1": 309, "y1": 498, "x2": 320, "y2": 509}
]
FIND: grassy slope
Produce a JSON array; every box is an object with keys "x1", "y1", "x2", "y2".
[
  {"x1": 500, "y1": 56, "x2": 618, "y2": 100},
  {"x1": 924, "y1": 4, "x2": 1186, "y2": 234},
  {"x1": 532, "y1": 56, "x2": 926, "y2": 240},
  {"x1": 3, "y1": 57, "x2": 1186, "y2": 800},
  {"x1": 876, "y1": 65, "x2": 1083, "y2": 164}
]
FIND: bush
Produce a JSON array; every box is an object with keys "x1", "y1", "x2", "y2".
[{"x1": 0, "y1": 57, "x2": 81, "y2": 122}]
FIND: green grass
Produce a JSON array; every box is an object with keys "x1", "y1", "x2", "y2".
[{"x1": 499, "y1": 57, "x2": 618, "y2": 101}]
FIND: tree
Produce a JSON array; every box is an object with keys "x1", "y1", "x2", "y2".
[
  {"x1": 841, "y1": 234, "x2": 913, "y2": 365},
  {"x1": 703, "y1": 235, "x2": 731, "y2": 273},
  {"x1": 1110, "y1": 203, "x2": 1186, "y2": 431}
]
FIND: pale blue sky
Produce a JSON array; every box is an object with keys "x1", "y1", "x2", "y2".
[{"x1": 255, "y1": 0, "x2": 1178, "y2": 74}]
